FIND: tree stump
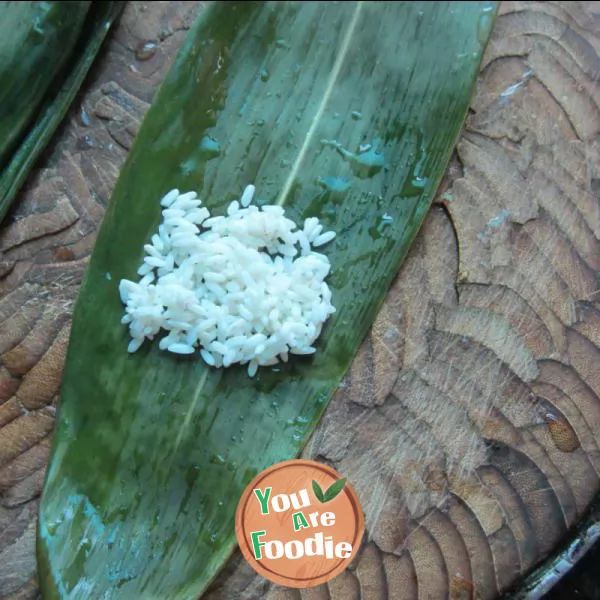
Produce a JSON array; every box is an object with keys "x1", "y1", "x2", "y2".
[{"x1": 0, "y1": 2, "x2": 599, "y2": 598}]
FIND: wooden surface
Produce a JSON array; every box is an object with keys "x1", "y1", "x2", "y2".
[{"x1": 1, "y1": 1, "x2": 599, "y2": 598}]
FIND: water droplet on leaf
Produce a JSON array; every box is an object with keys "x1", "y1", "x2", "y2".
[{"x1": 210, "y1": 454, "x2": 226, "y2": 465}]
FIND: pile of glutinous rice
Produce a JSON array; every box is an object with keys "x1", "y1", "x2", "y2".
[{"x1": 118, "y1": 185, "x2": 336, "y2": 377}]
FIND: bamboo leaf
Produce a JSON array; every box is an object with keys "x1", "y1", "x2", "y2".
[
  {"x1": 322, "y1": 478, "x2": 347, "y2": 503},
  {"x1": 0, "y1": 1, "x2": 124, "y2": 224},
  {"x1": 312, "y1": 480, "x2": 325, "y2": 503},
  {"x1": 38, "y1": 2, "x2": 498, "y2": 598}
]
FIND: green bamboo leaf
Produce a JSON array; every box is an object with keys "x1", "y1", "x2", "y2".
[
  {"x1": 312, "y1": 480, "x2": 325, "y2": 503},
  {"x1": 38, "y1": 2, "x2": 497, "y2": 598},
  {"x1": 0, "y1": 1, "x2": 91, "y2": 167},
  {"x1": 0, "y1": 1, "x2": 124, "y2": 224},
  {"x1": 323, "y1": 478, "x2": 347, "y2": 503}
]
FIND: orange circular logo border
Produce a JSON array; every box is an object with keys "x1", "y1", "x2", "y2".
[{"x1": 235, "y1": 459, "x2": 365, "y2": 588}]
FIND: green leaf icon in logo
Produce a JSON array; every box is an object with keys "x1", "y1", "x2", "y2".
[
  {"x1": 312, "y1": 480, "x2": 325, "y2": 503},
  {"x1": 312, "y1": 478, "x2": 347, "y2": 503}
]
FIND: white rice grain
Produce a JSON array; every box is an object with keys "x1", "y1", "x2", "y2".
[
  {"x1": 312, "y1": 231, "x2": 336, "y2": 247},
  {"x1": 119, "y1": 183, "x2": 337, "y2": 376},
  {"x1": 139, "y1": 273, "x2": 155, "y2": 286},
  {"x1": 137, "y1": 263, "x2": 153, "y2": 276},
  {"x1": 128, "y1": 338, "x2": 143, "y2": 353},
  {"x1": 240, "y1": 185, "x2": 255, "y2": 207},
  {"x1": 160, "y1": 189, "x2": 180, "y2": 208},
  {"x1": 162, "y1": 208, "x2": 185, "y2": 219},
  {"x1": 168, "y1": 343, "x2": 195, "y2": 354},
  {"x1": 173, "y1": 191, "x2": 198, "y2": 205},
  {"x1": 200, "y1": 349, "x2": 216, "y2": 366},
  {"x1": 248, "y1": 360, "x2": 259, "y2": 377}
]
